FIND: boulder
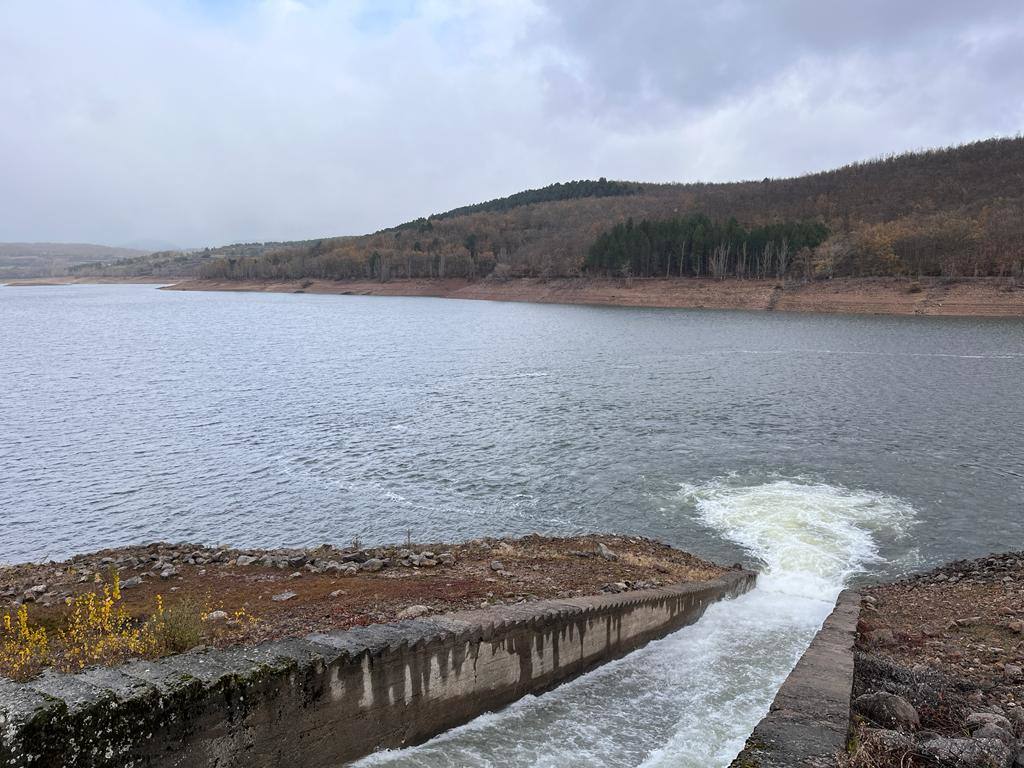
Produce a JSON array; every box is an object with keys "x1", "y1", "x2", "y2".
[
  {"x1": 968, "y1": 712, "x2": 1015, "y2": 733},
  {"x1": 235, "y1": 555, "x2": 257, "y2": 567},
  {"x1": 974, "y1": 723, "x2": 1016, "y2": 746},
  {"x1": 120, "y1": 576, "x2": 143, "y2": 589},
  {"x1": 917, "y1": 737, "x2": 1014, "y2": 768},
  {"x1": 361, "y1": 558, "x2": 384, "y2": 573},
  {"x1": 489, "y1": 560, "x2": 505, "y2": 572},
  {"x1": 853, "y1": 692, "x2": 920, "y2": 731},
  {"x1": 596, "y1": 543, "x2": 617, "y2": 561}
]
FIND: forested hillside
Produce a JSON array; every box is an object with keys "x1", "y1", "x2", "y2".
[
  {"x1": 68, "y1": 240, "x2": 330, "y2": 278},
  {"x1": 83, "y1": 137, "x2": 1024, "y2": 282},
  {"x1": 0, "y1": 243, "x2": 148, "y2": 279}
]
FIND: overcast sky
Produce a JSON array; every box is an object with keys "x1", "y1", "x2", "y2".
[{"x1": 2, "y1": 0, "x2": 1022, "y2": 248}]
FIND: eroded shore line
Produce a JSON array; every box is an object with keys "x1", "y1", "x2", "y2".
[
  {"x1": 160, "y1": 276, "x2": 1024, "y2": 317},
  {"x1": 6, "y1": 275, "x2": 1024, "y2": 317}
]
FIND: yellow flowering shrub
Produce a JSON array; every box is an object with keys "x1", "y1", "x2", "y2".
[
  {"x1": 57, "y1": 570, "x2": 160, "y2": 672},
  {"x1": 0, "y1": 571, "x2": 254, "y2": 681},
  {"x1": 0, "y1": 604, "x2": 50, "y2": 680}
]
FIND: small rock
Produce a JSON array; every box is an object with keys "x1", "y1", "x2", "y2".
[
  {"x1": 271, "y1": 591, "x2": 296, "y2": 602},
  {"x1": 120, "y1": 576, "x2": 143, "y2": 589},
  {"x1": 864, "y1": 628, "x2": 895, "y2": 646},
  {"x1": 596, "y1": 543, "x2": 617, "y2": 561},
  {"x1": 490, "y1": 560, "x2": 505, "y2": 572},
  {"x1": 329, "y1": 590, "x2": 347, "y2": 598},
  {"x1": 437, "y1": 552, "x2": 455, "y2": 565},
  {"x1": 289, "y1": 571, "x2": 303, "y2": 579},
  {"x1": 1008, "y1": 620, "x2": 1024, "y2": 634},
  {"x1": 867, "y1": 729, "x2": 913, "y2": 752},
  {"x1": 396, "y1": 605, "x2": 429, "y2": 620},
  {"x1": 204, "y1": 610, "x2": 229, "y2": 623},
  {"x1": 159, "y1": 568, "x2": 177, "y2": 580},
  {"x1": 853, "y1": 692, "x2": 920, "y2": 731},
  {"x1": 235, "y1": 555, "x2": 257, "y2": 567},
  {"x1": 1005, "y1": 664, "x2": 1023, "y2": 678},
  {"x1": 361, "y1": 558, "x2": 384, "y2": 573}
]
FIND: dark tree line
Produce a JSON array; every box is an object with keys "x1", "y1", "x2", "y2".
[{"x1": 585, "y1": 215, "x2": 829, "y2": 279}]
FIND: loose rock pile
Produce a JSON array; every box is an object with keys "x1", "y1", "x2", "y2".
[
  {"x1": 1, "y1": 542, "x2": 460, "y2": 611},
  {"x1": 848, "y1": 551, "x2": 1024, "y2": 768}
]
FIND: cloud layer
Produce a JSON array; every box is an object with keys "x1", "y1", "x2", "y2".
[{"x1": 1, "y1": 0, "x2": 1021, "y2": 247}]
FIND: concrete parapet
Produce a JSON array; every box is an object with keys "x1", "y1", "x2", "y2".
[{"x1": 1, "y1": 570, "x2": 755, "y2": 768}]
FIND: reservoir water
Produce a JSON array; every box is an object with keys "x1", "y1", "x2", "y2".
[{"x1": 2, "y1": 283, "x2": 1023, "y2": 765}]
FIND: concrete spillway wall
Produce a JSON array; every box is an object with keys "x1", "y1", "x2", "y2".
[
  {"x1": 1, "y1": 570, "x2": 755, "y2": 768},
  {"x1": 729, "y1": 589, "x2": 862, "y2": 768}
]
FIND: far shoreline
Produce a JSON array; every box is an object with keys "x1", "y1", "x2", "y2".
[{"x1": 4, "y1": 275, "x2": 1024, "y2": 317}]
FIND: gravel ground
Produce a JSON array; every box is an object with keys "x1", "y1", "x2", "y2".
[
  {"x1": 1, "y1": 533, "x2": 729, "y2": 677},
  {"x1": 846, "y1": 552, "x2": 1024, "y2": 767}
]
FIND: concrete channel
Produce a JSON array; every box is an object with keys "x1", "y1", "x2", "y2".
[{"x1": 1, "y1": 570, "x2": 755, "y2": 768}]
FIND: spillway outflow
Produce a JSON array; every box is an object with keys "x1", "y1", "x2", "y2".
[{"x1": 355, "y1": 480, "x2": 915, "y2": 768}]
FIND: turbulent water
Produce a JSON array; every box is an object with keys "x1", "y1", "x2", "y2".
[
  {"x1": 2, "y1": 283, "x2": 1023, "y2": 766},
  {"x1": 356, "y1": 480, "x2": 917, "y2": 767}
]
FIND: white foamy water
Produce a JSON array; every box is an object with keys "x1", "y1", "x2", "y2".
[{"x1": 354, "y1": 480, "x2": 915, "y2": 768}]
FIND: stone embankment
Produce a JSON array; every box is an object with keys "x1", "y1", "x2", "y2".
[
  {"x1": 846, "y1": 552, "x2": 1024, "y2": 767},
  {"x1": 0, "y1": 569, "x2": 756, "y2": 767}
]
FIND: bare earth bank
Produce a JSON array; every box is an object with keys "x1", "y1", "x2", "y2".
[
  {"x1": 160, "y1": 276, "x2": 1024, "y2": 317},
  {"x1": 2, "y1": 276, "x2": 176, "y2": 286}
]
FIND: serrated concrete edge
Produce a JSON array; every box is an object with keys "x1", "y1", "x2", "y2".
[
  {"x1": 729, "y1": 589, "x2": 862, "y2": 768},
  {"x1": 1, "y1": 570, "x2": 756, "y2": 768}
]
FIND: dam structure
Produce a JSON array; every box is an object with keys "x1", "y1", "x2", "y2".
[{"x1": 0, "y1": 570, "x2": 755, "y2": 768}]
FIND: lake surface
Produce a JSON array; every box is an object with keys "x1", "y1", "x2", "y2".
[{"x1": 2, "y1": 283, "x2": 1023, "y2": 766}]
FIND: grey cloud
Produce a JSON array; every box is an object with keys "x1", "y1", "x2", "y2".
[
  {"x1": 0, "y1": 0, "x2": 1020, "y2": 247},
  {"x1": 535, "y1": 0, "x2": 1024, "y2": 123}
]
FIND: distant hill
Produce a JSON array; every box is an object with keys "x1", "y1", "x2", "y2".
[
  {"x1": 66, "y1": 240, "x2": 334, "y2": 278},
  {"x1": 78, "y1": 136, "x2": 1024, "y2": 283},
  {"x1": 0, "y1": 243, "x2": 151, "y2": 279}
]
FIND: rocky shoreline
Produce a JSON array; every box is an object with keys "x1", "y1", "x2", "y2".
[
  {"x1": 0, "y1": 534, "x2": 727, "y2": 679},
  {"x1": 847, "y1": 552, "x2": 1024, "y2": 767}
]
